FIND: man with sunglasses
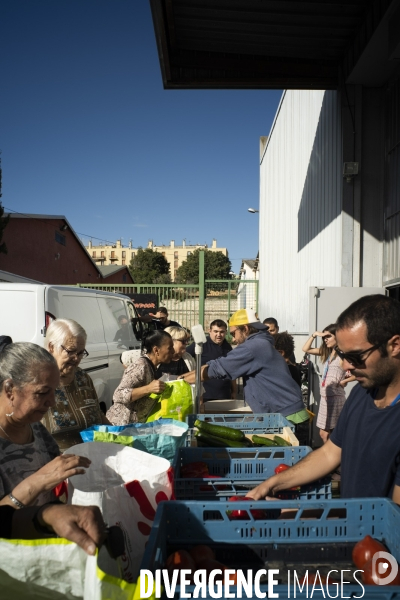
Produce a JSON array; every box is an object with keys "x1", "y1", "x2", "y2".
[
  {"x1": 247, "y1": 294, "x2": 400, "y2": 502},
  {"x1": 181, "y1": 309, "x2": 305, "y2": 418}
]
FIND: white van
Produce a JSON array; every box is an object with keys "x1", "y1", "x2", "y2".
[{"x1": 0, "y1": 284, "x2": 145, "y2": 410}]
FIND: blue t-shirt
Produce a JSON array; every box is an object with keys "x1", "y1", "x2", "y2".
[{"x1": 330, "y1": 384, "x2": 400, "y2": 498}]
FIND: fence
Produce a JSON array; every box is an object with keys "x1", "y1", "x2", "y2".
[{"x1": 76, "y1": 279, "x2": 259, "y2": 332}]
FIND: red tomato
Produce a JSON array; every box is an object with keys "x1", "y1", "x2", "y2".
[
  {"x1": 362, "y1": 557, "x2": 400, "y2": 586},
  {"x1": 352, "y1": 535, "x2": 387, "y2": 569},
  {"x1": 274, "y1": 463, "x2": 291, "y2": 474},
  {"x1": 165, "y1": 550, "x2": 196, "y2": 576},
  {"x1": 227, "y1": 496, "x2": 250, "y2": 520},
  {"x1": 189, "y1": 545, "x2": 215, "y2": 565}
]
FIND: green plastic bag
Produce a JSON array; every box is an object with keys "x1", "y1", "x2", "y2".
[{"x1": 146, "y1": 379, "x2": 193, "y2": 423}]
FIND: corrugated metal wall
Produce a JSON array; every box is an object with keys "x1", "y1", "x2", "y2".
[
  {"x1": 259, "y1": 90, "x2": 343, "y2": 333},
  {"x1": 384, "y1": 74, "x2": 400, "y2": 284}
]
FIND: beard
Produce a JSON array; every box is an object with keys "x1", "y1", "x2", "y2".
[{"x1": 353, "y1": 360, "x2": 398, "y2": 389}]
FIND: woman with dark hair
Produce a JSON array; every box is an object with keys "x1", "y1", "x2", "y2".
[
  {"x1": 106, "y1": 330, "x2": 174, "y2": 424},
  {"x1": 302, "y1": 324, "x2": 353, "y2": 443}
]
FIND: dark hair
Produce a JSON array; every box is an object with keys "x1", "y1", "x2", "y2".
[
  {"x1": 210, "y1": 319, "x2": 227, "y2": 329},
  {"x1": 336, "y1": 294, "x2": 400, "y2": 357},
  {"x1": 263, "y1": 317, "x2": 278, "y2": 327},
  {"x1": 319, "y1": 323, "x2": 337, "y2": 363},
  {"x1": 141, "y1": 329, "x2": 171, "y2": 355},
  {"x1": 274, "y1": 332, "x2": 295, "y2": 359},
  {"x1": 0, "y1": 336, "x2": 12, "y2": 354},
  {"x1": 157, "y1": 307, "x2": 168, "y2": 316}
]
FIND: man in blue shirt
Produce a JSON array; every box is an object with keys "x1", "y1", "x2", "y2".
[{"x1": 247, "y1": 294, "x2": 400, "y2": 501}]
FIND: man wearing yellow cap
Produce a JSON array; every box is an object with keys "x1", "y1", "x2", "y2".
[{"x1": 181, "y1": 309, "x2": 307, "y2": 425}]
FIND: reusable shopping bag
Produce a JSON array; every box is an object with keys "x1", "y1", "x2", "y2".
[
  {"x1": 79, "y1": 418, "x2": 188, "y2": 463},
  {"x1": 0, "y1": 537, "x2": 142, "y2": 600},
  {"x1": 146, "y1": 379, "x2": 193, "y2": 422},
  {"x1": 65, "y1": 442, "x2": 173, "y2": 583}
]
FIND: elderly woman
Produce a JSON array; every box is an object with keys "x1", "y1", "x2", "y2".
[
  {"x1": 43, "y1": 318, "x2": 109, "y2": 451},
  {"x1": 107, "y1": 329, "x2": 174, "y2": 425},
  {"x1": 156, "y1": 326, "x2": 195, "y2": 378},
  {"x1": 0, "y1": 342, "x2": 90, "y2": 507}
]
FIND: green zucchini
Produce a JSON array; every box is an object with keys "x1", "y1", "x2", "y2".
[
  {"x1": 273, "y1": 435, "x2": 291, "y2": 447},
  {"x1": 251, "y1": 435, "x2": 279, "y2": 447},
  {"x1": 194, "y1": 419, "x2": 245, "y2": 442},
  {"x1": 195, "y1": 430, "x2": 250, "y2": 448}
]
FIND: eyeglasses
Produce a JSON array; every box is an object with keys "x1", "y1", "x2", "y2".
[
  {"x1": 61, "y1": 345, "x2": 89, "y2": 359},
  {"x1": 335, "y1": 344, "x2": 381, "y2": 368}
]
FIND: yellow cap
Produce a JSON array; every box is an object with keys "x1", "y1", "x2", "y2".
[{"x1": 229, "y1": 309, "x2": 266, "y2": 329}]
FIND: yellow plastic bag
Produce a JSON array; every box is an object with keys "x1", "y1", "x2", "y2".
[{"x1": 146, "y1": 380, "x2": 193, "y2": 422}]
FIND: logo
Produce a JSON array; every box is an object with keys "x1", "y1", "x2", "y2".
[{"x1": 371, "y1": 551, "x2": 399, "y2": 585}]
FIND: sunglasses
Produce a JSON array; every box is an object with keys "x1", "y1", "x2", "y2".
[{"x1": 335, "y1": 344, "x2": 381, "y2": 368}]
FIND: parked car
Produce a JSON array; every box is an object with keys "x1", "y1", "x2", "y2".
[{"x1": 0, "y1": 283, "x2": 146, "y2": 410}]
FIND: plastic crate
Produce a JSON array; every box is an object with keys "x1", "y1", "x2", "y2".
[
  {"x1": 140, "y1": 498, "x2": 400, "y2": 599},
  {"x1": 186, "y1": 412, "x2": 296, "y2": 431},
  {"x1": 185, "y1": 413, "x2": 295, "y2": 446},
  {"x1": 173, "y1": 446, "x2": 331, "y2": 500}
]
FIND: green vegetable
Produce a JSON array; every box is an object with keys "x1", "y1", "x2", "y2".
[
  {"x1": 195, "y1": 430, "x2": 250, "y2": 448},
  {"x1": 273, "y1": 435, "x2": 291, "y2": 447},
  {"x1": 194, "y1": 420, "x2": 245, "y2": 442},
  {"x1": 251, "y1": 435, "x2": 279, "y2": 447}
]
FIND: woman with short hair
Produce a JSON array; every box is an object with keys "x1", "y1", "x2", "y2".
[
  {"x1": 43, "y1": 318, "x2": 109, "y2": 451},
  {"x1": 106, "y1": 329, "x2": 174, "y2": 424},
  {"x1": 0, "y1": 342, "x2": 90, "y2": 508},
  {"x1": 156, "y1": 326, "x2": 195, "y2": 378}
]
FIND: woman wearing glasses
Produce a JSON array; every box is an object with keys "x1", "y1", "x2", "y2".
[
  {"x1": 43, "y1": 319, "x2": 109, "y2": 451},
  {"x1": 302, "y1": 324, "x2": 354, "y2": 443},
  {"x1": 156, "y1": 326, "x2": 195, "y2": 378}
]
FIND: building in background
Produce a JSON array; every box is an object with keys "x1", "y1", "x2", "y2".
[
  {"x1": 86, "y1": 238, "x2": 228, "y2": 281},
  {"x1": 237, "y1": 258, "x2": 259, "y2": 312},
  {"x1": 0, "y1": 214, "x2": 134, "y2": 285}
]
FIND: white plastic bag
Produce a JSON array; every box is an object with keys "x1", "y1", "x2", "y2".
[{"x1": 66, "y1": 443, "x2": 173, "y2": 582}]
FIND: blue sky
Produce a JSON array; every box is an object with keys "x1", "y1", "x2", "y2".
[{"x1": 1, "y1": 1, "x2": 281, "y2": 274}]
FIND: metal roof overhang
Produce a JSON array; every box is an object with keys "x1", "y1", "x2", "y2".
[{"x1": 150, "y1": 0, "x2": 400, "y2": 89}]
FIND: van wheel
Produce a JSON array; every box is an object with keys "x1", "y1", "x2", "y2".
[{"x1": 99, "y1": 401, "x2": 107, "y2": 415}]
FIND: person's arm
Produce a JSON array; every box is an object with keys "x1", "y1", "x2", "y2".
[
  {"x1": 392, "y1": 485, "x2": 400, "y2": 505},
  {"x1": 246, "y1": 440, "x2": 342, "y2": 500},
  {"x1": 180, "y1": 364, "x2": 209, "y2": 384},
  {"x1": 339, "y1": 374, "x2": 356, "y2": 387},
  {"x1": 0, "y1": 454, "x2": 91, "y2": 508},
  {"x1": 113, "y1": 360, "x2": 165, "y2": 405},
  {"x1": 302, "y1": 332, "x2": 324, "y2": 356},
  {"x1": 11, "y1": 504, "x2": 106, "y2": 555}
]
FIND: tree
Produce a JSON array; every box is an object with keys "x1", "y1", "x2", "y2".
[
  {"x1": 175, "y1": 249, "x2": 232, "y2": 283},
  {"x1": 129, "y1": 247, "x2": 171, "y2": 284}
]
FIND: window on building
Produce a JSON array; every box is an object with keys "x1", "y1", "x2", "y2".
[
  {"x1": 55, "y1": 231, "x2": 66, "y2": 246},
  {"x1": 131, "y1": 252, "x2": 135, "y2": 258},
  {"x1": 122, "y1": 251, "x2": 126, "y2": 258},
  {"x1": 101, "y1": 251, "x2": 105, "y2": 257},
  {"x1": 92, "y1": 251, "x2": 96, "y2": 258},
  {"x1": 111, "y1": 251, "x2": 115, "y2": 258},
  {"x1": 123, "y1": 274, "x2": 127, "y2": 282},
  {"x1": 122, "y1": 260, "x2": 125, "y2": 265},
  {"x1": 174, "y1": 260, "x2": 178, "y2": 269},
  {"x1": 174, "y1": 251, "x2": 178, "y2": 258}
]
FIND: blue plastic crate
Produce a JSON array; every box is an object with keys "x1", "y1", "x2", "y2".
[
  {"x1": 173, "y1": 446, "x2": 331, "y2": 500},
  {"x1": 186, "y1": 412, "x2": 295, "y2": 431},
  {"x1": 185, "y1": 413, "x2": 295, "y2": 446},
  {"x1": 140, "y1": 498, "x2": 400, "y2": 599}
]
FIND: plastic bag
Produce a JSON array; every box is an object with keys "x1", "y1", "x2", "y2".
[
  {"x1": 66, "y1": 442, "x2": 173, "y2": 583},
  {"x1": 80, "y1": 419, "x2": 188, "y2": 462},
  {"x1": 146, "y1": 379, "x2": 193, "y2": 422}
]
